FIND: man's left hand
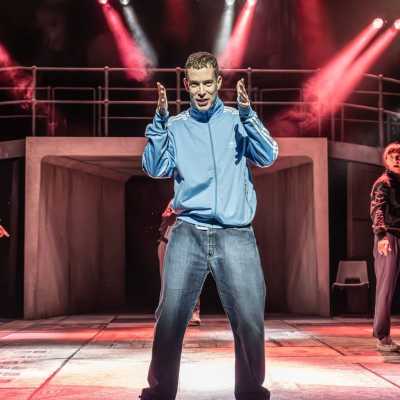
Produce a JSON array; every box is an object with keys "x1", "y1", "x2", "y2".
[
  {"x1": 236, "y1": 78, "x2": 250, "y2": 108},
  {"x1": 0, "y1": 225, "x2": 10, "y2": 238}
]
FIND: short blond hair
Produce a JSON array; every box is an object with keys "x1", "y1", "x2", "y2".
[
  {"x1": 185, "y1": 52, "x2": 220, "y2": 79},
  {"x1": 383, "y1": 142, "x2": 400, "y2": 167}
]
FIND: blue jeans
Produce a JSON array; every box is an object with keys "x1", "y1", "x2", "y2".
[{"x1": 145, "y1": 220, "x2": 268, "y2": 400}]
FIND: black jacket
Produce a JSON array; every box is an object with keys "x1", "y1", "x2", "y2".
[{"x1": 370, "y1": 170, "x2": 400, "y2": 239}]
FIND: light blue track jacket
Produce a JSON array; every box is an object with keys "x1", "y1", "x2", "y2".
[{"x1": 142, "y1": 97, "x2": 278, "y2": 228}]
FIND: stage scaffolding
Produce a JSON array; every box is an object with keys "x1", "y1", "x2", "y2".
[{"x1": 1, "y1": 66, "x2": 400, "y2": 146}]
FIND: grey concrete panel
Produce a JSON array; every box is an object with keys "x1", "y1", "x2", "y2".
[
  {"x1": 255, "y1": 138, "x2": 329, "y2": 316},
  {"x1": 0, "y1": 140, "x2": 25, "y2": 160}
]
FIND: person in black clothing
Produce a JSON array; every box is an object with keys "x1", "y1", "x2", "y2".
[{"x1": 370, "y1": 142, "x2": 400, "y2": 352}]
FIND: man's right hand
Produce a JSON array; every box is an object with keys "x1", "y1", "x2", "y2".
[
  {"x1": 378, "y1": 237, "x2": 391, "y2": 256},
  {"x1": 157, "y1": 82, "x2": 168, "y2": 116},
  {"x1": 0, "y1": 225, "x2": 10, "y2": 238}
]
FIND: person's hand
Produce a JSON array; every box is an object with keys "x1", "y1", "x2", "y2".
[
  {"x1": 378, "y1": 237, "x2": 391, "y2": 256},
  {"x1": 157, "y1": 82, "x2": 168, "y2": 116},
  {"x1": 236, "y1": 78, "x2": 250, "y2": 108},
  {"x1": 0, "y1": 225, "x2": 10, "y2": 238}
]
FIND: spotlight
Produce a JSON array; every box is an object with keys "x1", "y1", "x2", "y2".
[
  {"x1": 225, "y1": 0, "x2": 236, "y2": 6},
  {"x1": 247, "y1": 0, "x2": 257, "y2": 6},
  {"x1": 372, "y1": 18, "x2": 384, "y2": 29},
  {"x1": 98, "y1": 0, "x2": 108, "y2": 5},
  {"x1": 120, "y1": 0, "x2": 130, "y2": 5},
  {"x1": 394, "y1": 19, "x2": 400, "y2": 30}
]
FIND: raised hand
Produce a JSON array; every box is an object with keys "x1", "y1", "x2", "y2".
[
  {"x1": 236, "y1": 78, "x2": 250, "y2": 108},
  {"x1": 157, "y1": 82, "x2": 168, "y2": 116},
  {"x1": 0, "y1": 225, "x2": 10, "y2": 238}
]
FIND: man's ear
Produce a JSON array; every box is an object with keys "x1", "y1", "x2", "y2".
[
  {"x1": 217, "y1": 75, "x2": 223, "y2": 90},
  {"x1": 183, "y1": 77, "x2": 189, "y2": 92}
]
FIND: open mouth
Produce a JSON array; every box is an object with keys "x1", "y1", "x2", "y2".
[{"x1": 196, "y1": 98, "x2": 209, "y2": 107}]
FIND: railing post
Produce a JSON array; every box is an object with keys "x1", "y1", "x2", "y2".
[
  {"x1": 93, "y1": 87, "x2": 97, "y2": 137},
  {"x1": 340, "y1": 104, "x2": 345, "y2": 142},
  {"x1": 31, "y1": 66, "x2": 37, "y2": 136},
  {"x1": 317, "y1": 102, "x2": 322, "y2": 137},
  {"x1": 176, "y1": 67, "x2": 181, "y2": 114},
  {"x1": 46, "y1": 86, "x2": 53, "y2": 136},
  {"x1": 299, "y1": 88, "x2": 304, "y2": 136},
  {"x1": 247, "y1": 67, "x2": 252, "y2": 103},
  {"x1": 259, "y1": 90, "x2": 264, "y2": 121},
  {"x1": 97, "y1": 86, "x2": 102, "y2": 136},
  {"x1": 104, "y1": 66, "x2": 109, "y2": 137},
  {"x1": 378, "y1": 74, "x2": 384, "y2": 147},
  {"x1": 330, "y1": 109, "x2": 335, "y2": 142}
]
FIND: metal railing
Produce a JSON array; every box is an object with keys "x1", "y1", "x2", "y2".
[{"x1": 1, "y1": 66, "x2": 400, "y2": 146}]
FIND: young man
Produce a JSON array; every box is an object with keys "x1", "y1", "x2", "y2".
[
  {"x1": 141, "y1": 52, "x2": 278, "y2": 400},
  {"x1": 158, "y1": 201, "x2": 201, "y2": 325},
  {"x1": 0, "y1": 225, "x2": 10, "y2": 239},
  {"x1": 370, "y1": 141, "x2": 400, "y2": 352}
]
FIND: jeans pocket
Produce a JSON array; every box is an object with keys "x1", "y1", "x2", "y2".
[{"x1": 172, "y1": 219, "x2": 185, "y2": 230}]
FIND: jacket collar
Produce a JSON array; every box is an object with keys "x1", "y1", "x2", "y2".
[
  {"x1": 386, "y1": 169, "x2": 400, "y2": 182},
  {"x1": 189, "y1": 97, "x2": 224, "y2": 123}
]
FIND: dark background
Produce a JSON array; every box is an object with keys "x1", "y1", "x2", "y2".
[{"x1": 0, "y1": 0, "x2": 400, "y2": 73}]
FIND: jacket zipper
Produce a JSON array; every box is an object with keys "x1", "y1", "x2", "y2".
[{"x1": 207, "y1": 122, "x2": 218, "y2": 218}]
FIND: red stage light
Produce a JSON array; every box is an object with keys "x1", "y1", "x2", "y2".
[
  {"x1": 394, "y1": 19, "x2": 400, "y2": 30},
  {"x1": 98, "y1": 0, "x2": 108, "y2": 5},
  {"x1": 0, "y1": 42, "x2": 56, "y2": 121},
  {"x1": 304, "y1": 24, "x2": 398, "y2": 125},
  {"x1": 372, "y1": 18, "x2": 384, "y2": 29},
  {"x1": 102, "y1": 4, "x2": 150, "y2": 81},
  {"x1": 219, "y1": 0, "x2": 257, "y2": 68},
  {"x1": 329, "y1": 27, "x2": 399, "y2": 110}
]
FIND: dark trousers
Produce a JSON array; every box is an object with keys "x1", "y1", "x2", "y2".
[{"x1": 373, "y1": 233, "x2": 400, "y2": 339}]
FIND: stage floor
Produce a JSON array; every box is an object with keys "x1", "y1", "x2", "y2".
[{"x1": 0, "y1": 315, "x2": 399, "y2": 399}]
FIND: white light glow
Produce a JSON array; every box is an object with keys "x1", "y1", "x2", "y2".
[
  {"x1": 122, "y1": 5, "x2": 158, "y2": 67},
  {"x1": 372, "y1": 18, "x2": 384, "y2": 29},
  {"x1": 214, "y1": 1, "x2": 235, "y2": 56}
]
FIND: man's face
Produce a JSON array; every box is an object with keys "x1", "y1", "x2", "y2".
[
  {"x1": 385, "y1": 151, "x2": 400, "y2": 175},
  {"x1": 184, "y1": 66, "x2": 222, "y2": 111}
]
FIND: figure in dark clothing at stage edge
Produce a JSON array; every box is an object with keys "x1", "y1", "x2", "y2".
[
  {"x1": 370, "y1": 142, "x2": 400, "y2": 352},
  {"x1": 140, "y1": 52, "x2": 278, "y2": 400}
]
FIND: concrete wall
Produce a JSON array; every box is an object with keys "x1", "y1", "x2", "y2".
[
  {"x1": 25, "y1": 137, "x2": 330, "y2": 318},
  {"x1": 24, "y1": 138, "x2": 145, "y2": 319},
  {"x1": 255, "y1": 163, "x2": 319, "y2": 314},
  {"x1": 34, "y1": 160, "x2": 125, "y2": 317},
  {"x1": 253, "y1": 139, "x2": 330, "y2": 316}
]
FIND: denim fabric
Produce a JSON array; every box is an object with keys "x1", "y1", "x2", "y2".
[{"x1": 145, "y1": 220, "x2": 268, "y2": 400}]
